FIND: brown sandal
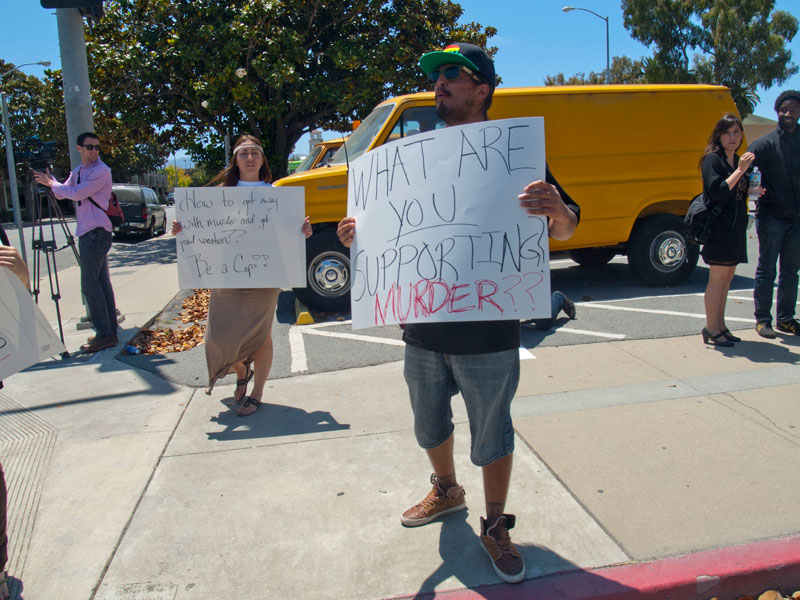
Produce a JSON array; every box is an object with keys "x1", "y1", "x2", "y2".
[
  {"x1": 234, "y1": 364, "x2": 254, "y2": 402},
  {"x1": 237, "y1": 396, "x2": 261, "y2": 417}
]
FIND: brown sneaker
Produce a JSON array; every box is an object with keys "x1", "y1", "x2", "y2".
[
  {"x1": 80, "y1": 335, "x2": 118, "y2": 353},
  {"x1": 776, "y1": 319, "x2": 800, "y2": 335},
  {"x1": 756, "y1": 322, "x2": 777, "y2": 339},
  {"x1": 400, "y1": 473, "x2": 466, "y2": 527},
  {"x1": 480, "y1": 514, "x2": 525, "y2": 583}
]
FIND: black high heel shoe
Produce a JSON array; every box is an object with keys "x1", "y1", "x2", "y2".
[
  {"x1": 720, "y1": 328, "x2": 741, "y2": 343},
  {"x1": 702, "y1": 328, "x2": 734, "y2": 347}
]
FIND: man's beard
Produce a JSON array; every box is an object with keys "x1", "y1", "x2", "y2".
[
  {"x1": 435, "y1": 94, "x2": 476, "y2": 124},
  {"x1": 779, "y1": 116, "x2": 796, "y2": 132}
]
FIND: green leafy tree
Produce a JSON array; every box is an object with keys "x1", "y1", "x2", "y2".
[
  {"x1": 188, "y1": 166, "x2": 212, "y2": 187},
  {"x1": 0, "y1": 61, "x2": 69, "y2": 176},
  {"x1": 0, "y1": 62, "x2": 71, "y2": 218},
  {"x1": 165, "y1": 164, "x2": 191, "y2": 188},
  {"x1": 2, "y1": 59, "x2": 169, "y2": 192},
  {"x1": 544, "y1": 56, "x2": 646, "y2": 86},
  {"x1": 622, "y1": 0, "x2": 798, "y2": 116},
  {"x1": 85, "y1": 0, "x2": 496, "y2": 178}
]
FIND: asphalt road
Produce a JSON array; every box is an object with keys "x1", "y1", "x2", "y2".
[
  {"x1": 4, "y1": 205, "x2": 176, "y2": 277},
  {"x1": 119, "y1": 225, "x2": 768, "y2": 387}
]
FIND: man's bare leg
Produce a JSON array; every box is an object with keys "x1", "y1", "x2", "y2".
[
  {"x1": 427, "y1": 432, "x2": 457, "y2": 488},
  {"x1": 483, "y1": 453, "x2": 513, "y2": 521}
]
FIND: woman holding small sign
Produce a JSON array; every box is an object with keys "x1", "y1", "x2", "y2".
[
  {"x1": 173, "y1": 135, "x2": 312, "y2": 415},
  {"x1": 699, "y1": 113, "x2": 761, "y2": 347}
]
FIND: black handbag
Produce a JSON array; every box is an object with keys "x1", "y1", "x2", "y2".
[{"x1": 684, "y1": 193, "x2": 722, "y2": 245}]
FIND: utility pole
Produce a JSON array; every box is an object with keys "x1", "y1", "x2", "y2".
[{"x1": 56, "y1": 7, "x2": 94, "y2": 168}]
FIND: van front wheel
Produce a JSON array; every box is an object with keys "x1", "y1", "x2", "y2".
[
  {"x1": 627, "y1": 215, "x2": 698, "y2": 286},
  {"x1": 293, "y1": 231, "x2": 351, "y2": 313}
]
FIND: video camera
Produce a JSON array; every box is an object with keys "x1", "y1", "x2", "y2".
[{"x1": 16, "y1": 135, "x2": 58, "y2": 171}]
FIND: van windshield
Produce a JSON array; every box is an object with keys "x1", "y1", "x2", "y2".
[
  {"x1": 294, "y1": 145, "x2": 323, "y2": 173},
  {"x1": 330, "y1": 104, "x2": 394, "y2": 165}
]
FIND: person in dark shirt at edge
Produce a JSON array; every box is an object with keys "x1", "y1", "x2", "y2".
[
  {"x1": 337, "y1": 43, "x2": 579, "y2": 584},
  {"x1": 0, "y1": 221, "x2": 30, "y2": 600},
  {"x1": 748, "y1": 90, "x2": 800, "y2": 339}
]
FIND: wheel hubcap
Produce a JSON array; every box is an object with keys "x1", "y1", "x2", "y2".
[
  {"x1": 654, "y1": 234, "x2": 685, "y2": 270},
  {"x1": 310, "y1": 254, "x2": 349, "y2": 296}
]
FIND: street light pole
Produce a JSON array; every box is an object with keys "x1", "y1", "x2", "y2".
[
  {"x1": 1, "y1": 60, "x2": 52, "y2": 264},
  {"x1": 562, "y1": 6, "x2": 610, "y2": 84}
]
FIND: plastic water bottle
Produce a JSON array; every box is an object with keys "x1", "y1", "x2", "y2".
[
  {"x1": 748, "y1": 167, "x2": 761, "y2": 202},
  {"x1": 125, "y1": 345, "x2": 140, "y2": 355}
]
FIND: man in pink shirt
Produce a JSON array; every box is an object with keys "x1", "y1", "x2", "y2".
[{"x1": 34, "y1": 132, "x2": 118, "y2": 352}]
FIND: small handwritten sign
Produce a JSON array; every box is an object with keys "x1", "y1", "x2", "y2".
[
  {"x1": 175, "y1": 186, "x2": 306, "y2": 288},
  {"x1": 0, "y1": 269, "x2": 66, "y2": 380},
  {"x1": 347, "y1": 117, "x2": 550, "y2": 330}
]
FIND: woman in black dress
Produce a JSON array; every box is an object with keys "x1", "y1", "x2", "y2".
[{"x1": 699, "y1": 113, "x2": 758, "y2": 346}]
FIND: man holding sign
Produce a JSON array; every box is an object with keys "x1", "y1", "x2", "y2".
[{"x1": 338, "y1": 43, "x2": 578, "y2": 583}]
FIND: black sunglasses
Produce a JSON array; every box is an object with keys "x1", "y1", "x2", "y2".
[
  {"x1": 427, "y1": 66, "x2": 481, "y2": 84},
  {"x1": 81, "y1": 144, "x2": 101, "y2": 151}
]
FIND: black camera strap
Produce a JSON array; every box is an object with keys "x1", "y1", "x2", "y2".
[{"x1": 75, "y1": 167, "x2": 101, "y2": 211}]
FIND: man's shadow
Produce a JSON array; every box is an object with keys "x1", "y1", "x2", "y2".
[
  {"x1": 409, "y1": 511, "x2": 636, "y2": 599},
  {"x1": 207, "y1": 401, "x2": 350, "y2": 441}
]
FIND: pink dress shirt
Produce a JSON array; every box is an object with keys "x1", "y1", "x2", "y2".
[{"x1": 50, "y1": 159, "x2": 113, "y2": 236}]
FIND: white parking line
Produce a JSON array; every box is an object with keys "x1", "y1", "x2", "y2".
[
  {"x1": 288, "y1": 326, "x2": 308, "y2": 373},
  {"x1": 586, "y1": 289, "x2": 758, "y2": 303},
  {"x1": 301, "y1": 328, "x2": 406, "y2": 346},
  {"x1": 580, "y1": 303, "x2": 753, "y2": 322},
  {"x1": 519, "y1": 347, "x2": 536, "y2": 360},
  {"x1": 555, "y1": 327, "x2": 627, "y2": 339}
]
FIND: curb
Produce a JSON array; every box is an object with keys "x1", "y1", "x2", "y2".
[
  {"x1": 389, "y1": 535, "x2": 800, "y2": 600},
  {"x1": 294, "y1": 297, "x2": 314, "y2": 324}
]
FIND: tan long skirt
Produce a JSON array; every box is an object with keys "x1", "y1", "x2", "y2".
[{"x1": 204, "y1": 288, "x2": 280, "y2": 393}]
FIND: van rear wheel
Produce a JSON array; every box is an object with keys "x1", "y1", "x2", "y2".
[
  {"x1": 627, "y1": 215, "x2": 698, "y2": 286},
  {"x1": 567, "y1": 247, "x2": 617, "y2": 267},
  {"x1": 293, "y1": 231, "x2": 351, "y2": 313}
]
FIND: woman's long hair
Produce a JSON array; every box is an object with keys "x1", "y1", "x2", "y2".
[
  {"x1": 207, "y1": 134, "x2": 273, "y2": 186},
  {"x1": 699, "y1": 113, "x2": 743, "y2": 169}
]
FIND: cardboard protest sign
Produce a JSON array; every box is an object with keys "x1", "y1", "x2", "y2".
[
  {"x1": 175, "y1": 186, "x2": 306, "y2": 289},
  {"x1": 347, "y1": 117, "x2": 550, "y2": 330},
  {"x1": 0, "y1": 269, "x2": 66, "y2": 380}
]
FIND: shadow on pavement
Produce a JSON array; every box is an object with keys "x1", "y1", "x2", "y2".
[
  {"x1": 108, "y1": 235, "x2": 176, "y2": 267},
  {"x1": 709, "y1": 335, "x2": 800, "y2": 364},
  {"x1": 11, "y1": 354, "x2": 180, "y2": 416},
  {"x1": 206, "y1": 401, "x2": 350, "y2": 441},
  {"x1": 549, "y1": 260, "x2": 755, "y2": 304},
  {"x1": 403, "y1": 510, "x2": 636, "y2": 599}
]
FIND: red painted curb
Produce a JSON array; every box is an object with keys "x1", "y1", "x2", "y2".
[{"x1": 389, "y1": 534, "x2": 800, "y2": 600}]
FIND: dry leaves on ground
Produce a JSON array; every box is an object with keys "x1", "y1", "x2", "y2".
[{"x1": 130, "y1": 289, "x2": 210, "y2": 354}]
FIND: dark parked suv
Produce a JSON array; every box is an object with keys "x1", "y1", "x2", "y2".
[{"x1": 112, "y1": 184, "x2": 167, "y2": 238}]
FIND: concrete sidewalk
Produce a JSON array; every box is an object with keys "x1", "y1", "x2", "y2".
[{"x1": 3, "y1": 243, "x2": 800, "y2": 599}]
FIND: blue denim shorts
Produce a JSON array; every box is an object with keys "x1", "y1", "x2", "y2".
[{"x1": 403, "y1": 345, "x2": 519, "y2": 466}]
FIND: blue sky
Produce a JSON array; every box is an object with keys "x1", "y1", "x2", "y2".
[{"x1": 2, "y1": 0, "x2": 799, "y2": 160}]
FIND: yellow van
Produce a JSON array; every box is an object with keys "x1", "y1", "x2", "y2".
[
  {"x1": 275, "y1": 84, "x2": 739, "y2": 312},
  {"x1": 291, "y1": 137, "x2": 346, "y2": 174}
]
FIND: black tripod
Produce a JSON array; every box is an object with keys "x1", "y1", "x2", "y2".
[{"x1": 30, "y1": 178, "x2": 79, "y2": 359}]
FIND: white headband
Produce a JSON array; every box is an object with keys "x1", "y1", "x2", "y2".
[{"x1": 234, "y1": 141, "x2": 263, "y2": 155}]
